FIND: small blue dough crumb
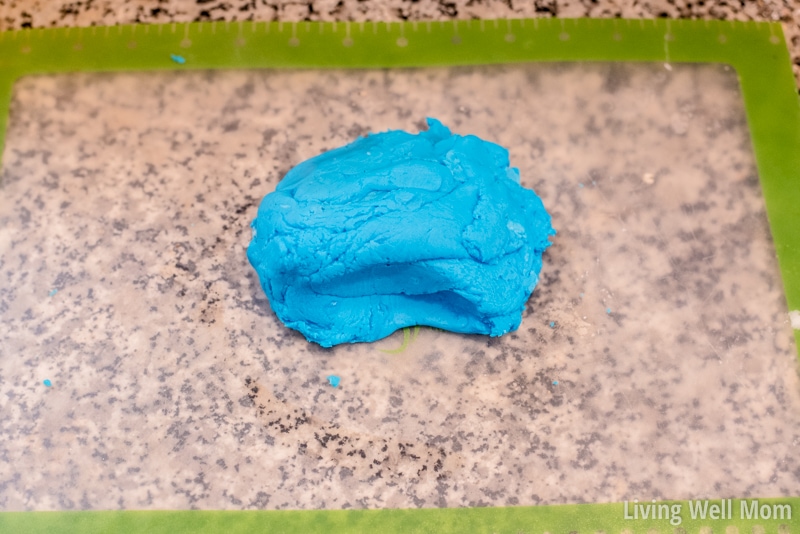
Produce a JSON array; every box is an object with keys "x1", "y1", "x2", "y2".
[
  {"x1": 43, "y1": 379, "x2": 52, "y2": 387},
  {"x1": 327, "y1": 375, "x2": 341, "y2": 388},
  {"x1": 170, "y1": 54, "x2": 186, "y2": 65},
  {"x1": 248, "y1": 118, "x2": 555, "y2": 347}
]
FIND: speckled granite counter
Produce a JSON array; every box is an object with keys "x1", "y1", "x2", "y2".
[{"x1": 1, "y1": 58, "x2": 799, "y2": 511}]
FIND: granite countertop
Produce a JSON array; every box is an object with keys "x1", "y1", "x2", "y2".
[{"x1": 1, "y1": 0, "x2": 800, "y2": 514}]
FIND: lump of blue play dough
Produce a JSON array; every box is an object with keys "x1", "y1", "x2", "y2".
[{"x1": 247, "y1": 118, "x2": 555, "y2": 347}]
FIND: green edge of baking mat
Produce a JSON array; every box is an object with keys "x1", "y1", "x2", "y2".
[
  {"x1": 0, "y1": 499, "x2": 797, "y2": 533},
  {"x1": 1, "y1": 17, "x2": 799, "y2": 534}
]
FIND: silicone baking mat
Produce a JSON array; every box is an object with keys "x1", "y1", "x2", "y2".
[{"x1": 1, "y1": 18, "x2": 799, "y2": 533}]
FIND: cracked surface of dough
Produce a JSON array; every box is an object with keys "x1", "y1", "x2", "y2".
[{"x1": 248, "y1": 118, "x2": 555, "y2": 347}]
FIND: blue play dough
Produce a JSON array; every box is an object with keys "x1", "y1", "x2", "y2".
[{"x1": 247, "y1": 118, "x2": 555, "y2": 347}]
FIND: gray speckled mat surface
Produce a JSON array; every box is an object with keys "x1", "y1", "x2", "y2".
[{"x1": 1, "y1": 63, "x2": 799, "y2": 511}]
